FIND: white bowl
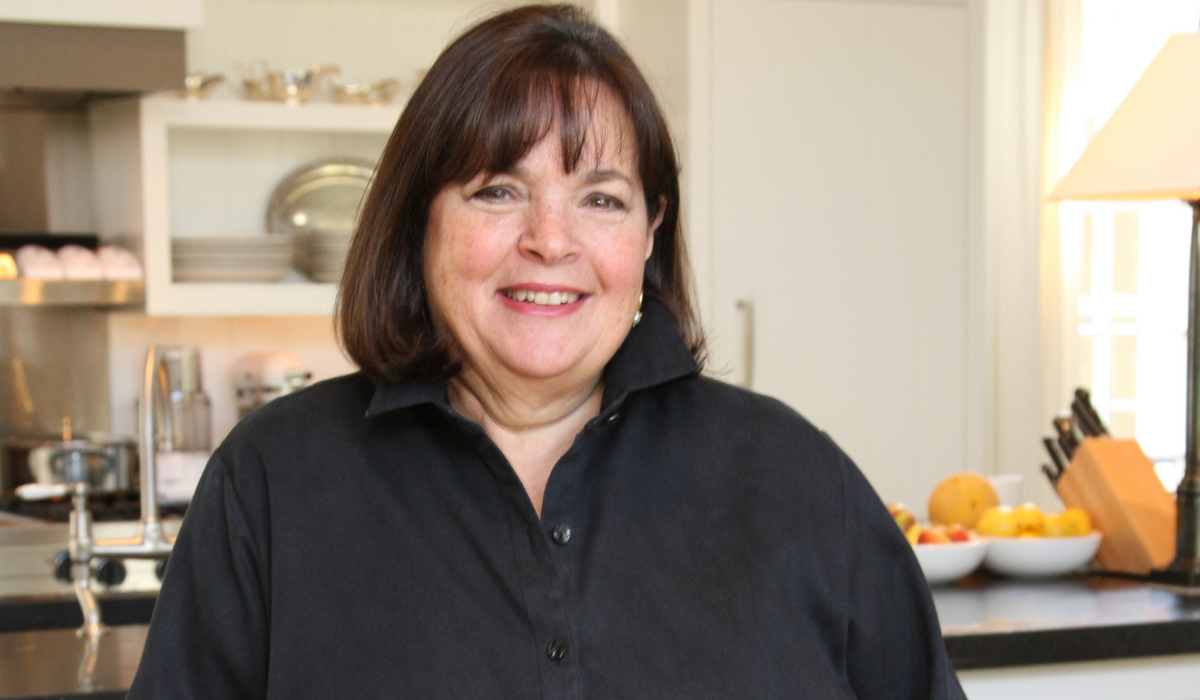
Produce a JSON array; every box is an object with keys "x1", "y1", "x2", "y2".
[
  {"x1": 983, "y1": 533, "x2": 1102, "y2": 578},
  {"x1": 913, "y1": 538, "x2": 988, "y2": 585}
]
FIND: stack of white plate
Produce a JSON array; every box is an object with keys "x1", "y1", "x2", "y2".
[
  {"x1": 172, "y1": 236, "x2": 294, "y2": 282},
  {"x1": 294, "y1": 231, "x2": 352, "y2": 283}
]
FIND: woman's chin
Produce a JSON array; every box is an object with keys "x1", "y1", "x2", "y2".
[
  {"x1": 494, "y1": 345, "x2": 593, "y2": 382},
  {"x1": 506, "y1": 357, "x2": 586, "y2": 382}
]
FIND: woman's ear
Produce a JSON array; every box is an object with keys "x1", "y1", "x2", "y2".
[{"x1": 646, "y1": 195, "x2": 666, "y2": 261}]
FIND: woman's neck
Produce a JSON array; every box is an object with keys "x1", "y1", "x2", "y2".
[{"x1": 447, "y1": 367, "x2": 603, "y2": 517}]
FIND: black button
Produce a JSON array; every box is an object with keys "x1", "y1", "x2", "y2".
[
  {"x1": 547, "y1": 639, "x2": 567, "y2": 660},
  {"x1": 551, "y1": 523, "x2": 572, "y2": 545}
]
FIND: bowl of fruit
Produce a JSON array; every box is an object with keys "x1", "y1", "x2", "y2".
[
  {"x1": 977, "y1": 503, "x2": 1101, "y2": 578},
  {"x1": 889, "y1": 502, "x2": 988, "y2": 585}
]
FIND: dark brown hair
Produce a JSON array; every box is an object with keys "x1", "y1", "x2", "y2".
[{"x1": 337, "y1": 3, "x2": 705, "y2": 381}]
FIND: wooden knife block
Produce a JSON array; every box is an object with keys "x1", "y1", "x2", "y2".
[{"x1": 1055, "y1": 437, "x2": 1176, "y2": 575}]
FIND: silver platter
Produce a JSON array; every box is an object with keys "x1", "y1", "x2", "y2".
[{"x1": 265, "y1": 157, "x2": 376, "y2": 236}]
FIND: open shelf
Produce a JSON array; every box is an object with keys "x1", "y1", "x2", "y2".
[
  {"x1": 0, "y1": 279, "x2": 144, "y2": 307},
  {"x1": 144, "y1": 96, "x2": 403, "y2": 133},
  {"x1": 147, "y1": 281, "x2": 336, "y2": 317},
  {"x1": 91, "y1": 95, "x2": 398, "y2": 316}
]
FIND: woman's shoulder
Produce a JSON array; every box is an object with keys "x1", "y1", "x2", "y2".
[
  {"x1": 643, "y1": 375, "x2": 857, "y2": 500},
  {"x1": 657, "y1": 375, "x2": 842, "y2": 457},
  {"x1": 218, "y1": 372, "x2": 377, "y2": 455}
]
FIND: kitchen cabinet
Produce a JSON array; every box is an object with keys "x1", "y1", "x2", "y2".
[
  {"x1": 89, "y1": 96, "x2": 400, "y2": 316},
  {"x1": 689, "y1": 0, "x2": 984, "y2": 511}
]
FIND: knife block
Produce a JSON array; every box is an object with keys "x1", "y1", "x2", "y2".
[{"x1": 1055, "y1": 437, "x2": 1176, "y2": 575}]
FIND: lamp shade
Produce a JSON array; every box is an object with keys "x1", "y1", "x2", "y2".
[{"x1": 1049, "y1": 32, "x2": 1200, "y2": 202}]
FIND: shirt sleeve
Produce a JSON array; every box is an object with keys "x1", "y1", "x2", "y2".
[
  {"x1": 838, "y1": 451, "x2": 966, "y2": 700},
  {"x1": 126, "y1": 446, "x2": 271, "y2": 699}
]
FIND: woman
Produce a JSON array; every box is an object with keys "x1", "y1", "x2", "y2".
[{"x1": 129, "y1": 5, "x2": 964, "y2": 698}]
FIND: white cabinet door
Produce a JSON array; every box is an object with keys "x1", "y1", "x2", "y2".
[{"x1": 698, "y1": 0, "x2": 983, "y2": 510}]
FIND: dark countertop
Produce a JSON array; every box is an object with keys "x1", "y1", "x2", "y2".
[
  {"x1": 0, "y1": 624, "x2": 145, "y2": 700},
  {"x1": 934, "y1": 572, "x2": 1200, "y2": 669},
  {"x1": 5, "y1": 573, "x2": 1200, "y2": 697},
  {"x1": 0, "y1": 593, "x2": 157, "y2": 634}
]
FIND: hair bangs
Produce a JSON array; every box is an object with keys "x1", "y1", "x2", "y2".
[{"x1": 444, "y1": 51, "x2": 623, "y2": 186}]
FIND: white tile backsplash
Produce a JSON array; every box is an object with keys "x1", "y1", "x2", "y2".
[{"x1": 107, "y1": 312, "x2": 355, "y2": 448}]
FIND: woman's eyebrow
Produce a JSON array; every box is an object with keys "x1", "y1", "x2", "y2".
[{"x1": 582, "y1": 169, "x2": 633, "y2": 186}]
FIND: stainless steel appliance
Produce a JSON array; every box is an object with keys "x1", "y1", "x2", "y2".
[
  {"x1": 0, "y1": 425, "x2": 139, "y2": 518},
  {"x1": 155, "y1": 346, "x2": 211, "y2": 453},
  {"x1": 232, "y1": 350, "x2": 311, "y2": 418}
]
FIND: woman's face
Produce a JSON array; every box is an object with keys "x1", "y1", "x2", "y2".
[{"x1": 424, "y1": 95, "x2": 659, "y2": 389}]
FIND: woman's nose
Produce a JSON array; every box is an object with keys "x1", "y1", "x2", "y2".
[{"x1": 519, "y1": 200, "x2": 577, "y2": 264}]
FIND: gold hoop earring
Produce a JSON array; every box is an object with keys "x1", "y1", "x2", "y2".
[{"x1": 633, "y1": 292, "x2": 643, "y2": 327}]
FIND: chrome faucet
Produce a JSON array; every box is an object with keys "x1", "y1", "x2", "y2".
[{"x1": 18, "y1": 345, "x2": 177, "y2": 639}]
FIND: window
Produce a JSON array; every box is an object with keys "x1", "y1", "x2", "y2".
[{"x1": 1053, "y1": 1, "x2": 1199, "y2": 488}]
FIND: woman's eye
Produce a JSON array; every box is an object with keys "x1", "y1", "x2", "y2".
[
  {"x1": 587, "y1": 193, "x2": 625, "y2": 210},
  {"x1": 474, "y1": 186, "x2": 513, "y2": 202}
]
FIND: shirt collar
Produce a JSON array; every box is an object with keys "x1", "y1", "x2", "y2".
[{"x1": 365, "y1": 296, "x2": 699, "y2": 417}]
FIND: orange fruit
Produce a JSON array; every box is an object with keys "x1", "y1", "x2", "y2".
[
  {"x1": 928, "y1": 472, "x2": 999, "y2": 529},
  {"x1": 1013, "y1": 503, "x2": 1044, "y2": 536},
  {"x1": 976, "y1": 506, "x2": 1019, "y2": 537}
]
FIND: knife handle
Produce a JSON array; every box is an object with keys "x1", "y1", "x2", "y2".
[
  {"x1": 1058, "y1": 433, "x2": 1076, "y2": 461},
  {"x1": 1043, "y1": 436, "x2": 1067, "y2": 475},
  {"x1": 1075, "y1": 387, "x2": 1109, "y2": 436},
  {"x1": 1053, "y1": 415, "x2": 1079, "y2": 441},
  {"x1": 1071, "y1": 401, "x2": 1098, "y2": 437}
]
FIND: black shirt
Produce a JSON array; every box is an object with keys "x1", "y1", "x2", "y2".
[{"x1": 128, "y1": 299, "x2": 965, "y2": 699}]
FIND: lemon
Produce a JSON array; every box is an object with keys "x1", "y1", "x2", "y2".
[
  {"x1": 976, "y1": 505, "x2": 1019, "y2": 537},
  {"x1": 1013, "y1": 503, "x2": 1044, "y2": 536},
  {"x1": 1042, "y1": 512, "x2": 1068, "y2": 537},
  {"x1": 928, "y1": 473, "x2": 1000, "y2": 529},
  {"x1": 1061, "y1": 508, "x2": 1092, "y2": 536}
]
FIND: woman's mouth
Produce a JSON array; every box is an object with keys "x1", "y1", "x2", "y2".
[{"x1": 502, "y1": 289, "x2": 582, "y2": 306}]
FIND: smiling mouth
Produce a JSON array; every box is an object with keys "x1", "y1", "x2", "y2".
[{"x1": 502, "y1": 288, "x2": 582, "y2": 306}]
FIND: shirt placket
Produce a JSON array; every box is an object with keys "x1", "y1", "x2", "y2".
[{"x1": 465, "y1": 426, "x2": 585, "y2": 700}]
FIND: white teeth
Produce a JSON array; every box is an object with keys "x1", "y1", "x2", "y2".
[{"x1": 504, "y1": 289, "x2": 581, "y2": 305}]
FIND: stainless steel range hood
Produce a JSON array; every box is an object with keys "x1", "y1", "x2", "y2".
[
  {"x1": 0, "y1": 22, "x2": 185, "y2": 102},
  {"x1": 0, "y1": 21, "x2": 186, "y2": 232}
]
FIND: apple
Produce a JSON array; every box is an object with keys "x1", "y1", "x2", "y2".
[
  {"x1": 946, "y1": 523, "x2": 970, "y2": 543},
  {"x1": 888, "y1": 503, "x2": 916, "y2": 533},
  {"x1": 918, "y1": 526, "x2": 951, "y2": 545}
]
